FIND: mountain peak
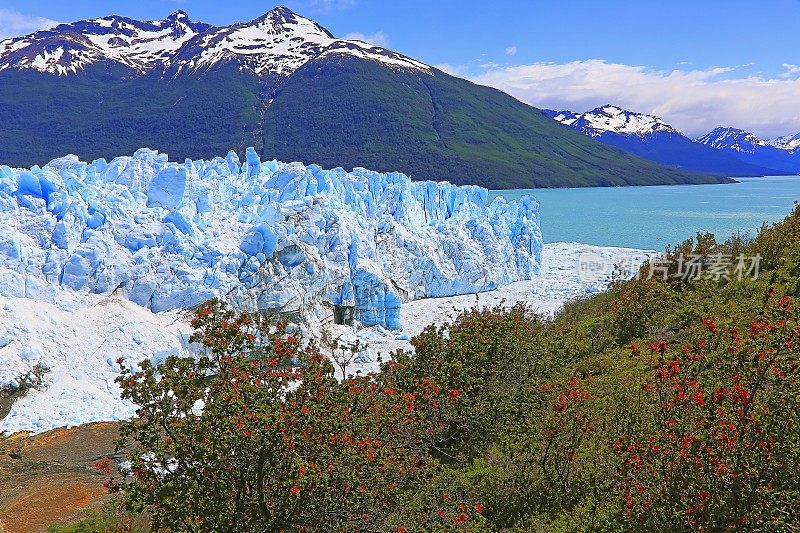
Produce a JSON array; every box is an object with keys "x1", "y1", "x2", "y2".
[
  {"x1": 248, "y1": 5, "x2": 299, "y2": 24},
  {"x1": 165, "y1": 10, "x2": 189, "y2": 20},
  {"x1": 0, "y1": 7, "x2": 426, "y2": 77},
  {"x1": 696, "y1": 127, "x2": 767, "y2": 153},
  {"x1": 550, "y1": 105, "x2": 680, "y2": 137},
  {"x1": 598, "y1": 104, "x2": 625, "y2": 114},
  {"x1": 266, "y1": 5, "x2": 296, "y2": 16},
  {"x1": 769, "y1": 132, "x2": 800, "y2": 152}
]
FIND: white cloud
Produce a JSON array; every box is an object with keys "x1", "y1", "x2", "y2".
[
  {"x1": 0, "y1": 9, "x2": 59, "y2": 40},
  {"x1": 780, "y1": 63, "x2": 800, "y2": 78},
  {"x1": 343, "y1": 31, "x2": 389, "y2": 47},
  {"x1": 433, "y1": 63, "x2": 469, "y2": 77},
  {"x1": 504, "y1": 46, "x2": 517, "y2": 56},
  {"x1": 468, "y1": 60, "x2": 800, "y2": 138}
]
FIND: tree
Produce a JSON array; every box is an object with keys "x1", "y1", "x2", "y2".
[{"x1": 114, "y1": 299, "x2": 484, "y2": 532}]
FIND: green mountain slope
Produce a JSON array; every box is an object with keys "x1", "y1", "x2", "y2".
[
  {"x1": 262, "y1": 55, "x2": 727, "y2": 188},
  {"x1": 0, "y1": 67, "x2": 264, "y2": 168},
  {"x1": 0, "y1": 58, "x2": 727, "y2": 188}
]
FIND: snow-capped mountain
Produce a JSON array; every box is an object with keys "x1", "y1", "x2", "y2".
[
  {"x1": 0, "y1": 8, "x2": 724, "y2": 188},
  {"x1": 0, "y1": 7, "x2": 427, "y2": 77},
  {"x1": 545, "y1": 107, "x2": 781, "y2": 177},
  {"x1": 770, "y1": 132, "x2": 800, "y2": 153},
  {"x1": 696, "y1": 127, "x2": 769, "y2": 153},
  {"x1": 0, "y1": 11, "x2": 211, "y2": 75},
  {"x1": 548, "y1": 105, "x2": 681, "y2": 137},
  {"x1": 168, "y1": 8, "x2": 426, "y2": 76},
  {"x1": 696, "y1": 128, "x2": 800, "y2": 174}
]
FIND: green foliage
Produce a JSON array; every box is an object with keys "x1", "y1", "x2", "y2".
[
  {"x1": 0, "y1": 66, "x2": 263, "y2": 168},
  {"x1": 46, "y1": 497, "x2": 148, "y2": 532},
  {"x1": 608, "y1": 278, "x2": 675, "y2": 343},
  {"x1": 114, "y1": 300, "x2": 484, "y2": 531}
]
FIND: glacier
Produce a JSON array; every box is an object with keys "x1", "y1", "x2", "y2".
[
  {"x1": 0, "y1": 147, "x2": 543, "y2": 332},
  {"x1": 0, "y1": 148, "x2": 665, "y2": 436}
]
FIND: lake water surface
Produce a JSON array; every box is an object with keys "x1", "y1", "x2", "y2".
[{"x1": 491, "y1": 176, "x2": 800, "y2": 250}]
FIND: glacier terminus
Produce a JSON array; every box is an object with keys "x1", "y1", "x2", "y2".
[{"x1": 0, "y1": 148, "x2": 543, "y2": 332}]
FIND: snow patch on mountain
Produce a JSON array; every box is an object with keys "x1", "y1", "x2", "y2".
[
  {"x1": 548, "y1": 105, "x2": 681, "y2": 137},
  {"x1": 770, "y1": 133, "x2": 800, "y2": 152},
  {"x1": 545, "y1": 110, "x2": 580, "y2": 126},
  {"x1": 0, "y1": 12, "x2": 210, "y2": 75},
  {"x1": 695, "y1": 127, "x2": 768, "y2": 153},
  {"x1": 0, "y1": 7, "x2": 428, "y2": 76}
]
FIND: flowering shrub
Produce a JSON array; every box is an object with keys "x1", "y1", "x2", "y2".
[
  {"x1": 612, "y1": 296, "x2": 800, "y2": 530},
  {"x1": 115, "y1": 299, "x2": 472, "y2": 532},
  {"x1": 398, "y1": 303, "x2": 554, "y2": 460},
  {"x1": 540, "y1": 377, "x2": 592, "y2": 492},
  {"x1": 609, "y1": 278, "x2": 674, "y2": 343}
]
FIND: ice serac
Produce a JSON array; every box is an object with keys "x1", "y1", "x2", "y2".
[{"x1": 0, "y1": 149, "x2": 542, "y2": 329}]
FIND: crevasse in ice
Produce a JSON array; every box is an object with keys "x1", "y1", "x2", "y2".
[{"x1": 0, "y1": 148, "x2": 542, "y2": 329}]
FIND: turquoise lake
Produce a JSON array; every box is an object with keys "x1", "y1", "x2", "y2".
[{"x1": 490, "y1": 176, "x2": 800, "y2": 251}]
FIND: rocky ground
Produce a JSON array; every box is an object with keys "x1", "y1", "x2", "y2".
[{"x1": 0, "y1": 423, "x2": 118, "y2": 532}]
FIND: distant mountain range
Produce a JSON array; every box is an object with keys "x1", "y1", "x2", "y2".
[
  {"x1": 695, "y1": 128, "x2": 800, "y2": 174},
  {"x1": 545, "y1": 106, "x2": 800, "y2": 176},
  {"x1": 0, "y1": 7, "x2": 726, "y2": 188}
]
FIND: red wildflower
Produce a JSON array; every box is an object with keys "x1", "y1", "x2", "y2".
[
  {"x1": 115, "y1": 357, "x2": 124, "y2": 365},
  {"x1": 713, "y1": 387, "x2": 729, "y2": 402},
  {"x1": 693, "y1": 388, "x2": 705, "y2": 407},
  {"x1": 474, "y1": 502, "x2": 485, "y2": 513},
  {"x1": 649, "y1": 339, "x2": 668, "y2": 354},
  {"x1": 452, "y1": 512, "x2": 470, "y2": 525},
  {"x1": 448, "y1": 389, "x2": 461, "y2": 399},
  {"x1": 703, "y1": 318, "x2": 717, "y2": 334},
  {"x1": 290, "y1": 485, "x2": 301, "y2": 495}
]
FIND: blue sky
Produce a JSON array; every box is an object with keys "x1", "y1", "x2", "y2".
[{"x1": 2, "y1": 0, "x2": 800, "y2": 136}]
